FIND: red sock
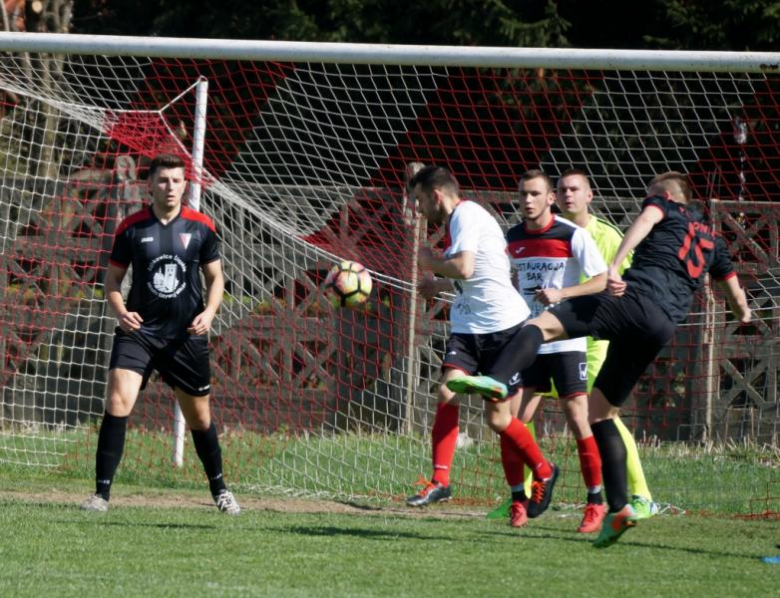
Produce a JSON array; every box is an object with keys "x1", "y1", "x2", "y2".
[
  {"x1": 577, "y1": 435, "x2": 602, "y2": 490},
  {"x1": 501, "y1": 417, "x2": 552, "y2": 480},
  {"x1": 500, "y1": 434, "x2": 525, "y2": 487},
  {"x1": 431, "y1": 402, "x2": 459, "y2": 486}
]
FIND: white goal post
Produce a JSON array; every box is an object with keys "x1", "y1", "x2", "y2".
[{"x1": 0, "y1": 32, "x2": 777, "y2": 514}]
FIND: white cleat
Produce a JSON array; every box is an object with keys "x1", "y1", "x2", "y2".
[
  {"x1": 80, "y1": 494, "x2": 109, "y2": 512},
  {"x1": 214, "y1": 490, "x2": 241, "y2": 515}
]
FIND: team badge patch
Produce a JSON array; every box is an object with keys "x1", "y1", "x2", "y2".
[{"x1": 179, "y1": 233, "x2": 192, "y2": 249}]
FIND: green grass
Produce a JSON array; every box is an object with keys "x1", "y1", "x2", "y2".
[
  {"x1": 1, "y1": 428, "x2": 778, "y2": 515},
  {"x1": 0, "y1": 479, "x2": 778, "y2": 598}
]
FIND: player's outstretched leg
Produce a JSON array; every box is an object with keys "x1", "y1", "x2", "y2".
[{"x1": 446, "y1": 376, "x2": 508, "y2": 402}]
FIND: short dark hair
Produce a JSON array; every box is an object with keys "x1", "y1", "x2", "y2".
[
  {"x1": 148, "y1": 154, "x2": 186, "y2": 178},
  {"x1": 559, "y1": 168, "x2": 590, "y2": 181},
  {"x1": 519, "y1": 169, "x2": 553, "y2": 193},
  {"x1": 650, "y1": 171, "x2": 692, "y2": 203},
  {"x1": 408, "y1": 165, "x2": 460, "y2": 196},
  {"x1": 557, "y1": 168, "x2": 592, "y2": 190}
]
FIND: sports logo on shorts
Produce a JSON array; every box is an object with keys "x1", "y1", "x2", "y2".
[
  {"x1": 508, "y1": 372, "x2": 521, "y2": 386},
  {"x1": 147, "y1": 254, "x2": 188, "y2": 299},
  {"x1": 579, "y1": 361, "x2": 588, "y2": 381}
]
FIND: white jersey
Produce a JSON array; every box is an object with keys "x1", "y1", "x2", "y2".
[
  {"x1": 506, "y1": 215, "x2": 606, "y2": 353},
  {"x1": 445, "y1": 201, "x2": 529, "y2": 334}
]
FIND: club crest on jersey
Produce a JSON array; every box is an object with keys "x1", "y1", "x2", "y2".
[
  {"x1": 147, "y1": 254, "x2": 187, "y2": 299},
  {"x1": 179, "y1": 233, "x2": 192, "y2": 250}
]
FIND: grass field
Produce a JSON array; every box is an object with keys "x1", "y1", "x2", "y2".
[
  {"x1": 0, "y1": 476, "x2": 778, "y2": 598},
  {"x1": 1, "y1": 430, "x2": 778, "y2": 596},
  {"x1": 2, "y1": 428, "x2": 778, "y2": 514}
]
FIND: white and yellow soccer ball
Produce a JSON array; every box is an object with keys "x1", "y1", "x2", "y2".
[{"x1": 324, "y1": 260, "x2": 372, "y2": 308}]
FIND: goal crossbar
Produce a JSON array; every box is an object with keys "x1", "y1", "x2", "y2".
[{"x1": 0, "y1": 32, "x2": 779, "y2": 72}]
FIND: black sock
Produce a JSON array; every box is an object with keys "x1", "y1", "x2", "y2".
[
  {"x1": 516, "y1": 325, "x2": 544, "y2": 372},
  {"x1": 587, "y1": 491, "x2": 604, "y2": 505},
  {"x1": 191, "y1": 423, "x2": 227, "y2": 497},
  {"x1": 95, "y1": 412, "x2": 128, "y2": 501},
  {"x1": 591, "y1": 419, "x2": 628, "y2": 513},
  {"x1": 511, "y1": 490, "x2": 528, "y2": 503}
]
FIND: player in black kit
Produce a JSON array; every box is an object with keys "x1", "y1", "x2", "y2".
[
  {"x1": 81, "y1": 154, "x2": 240, "y2": 514},
  {"x1": 457, "y1": 172, "x2": 750, "y2": 546}
]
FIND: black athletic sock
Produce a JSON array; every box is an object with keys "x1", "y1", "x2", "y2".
[
  {"x1": 515, "y1": 324, "x2": 544, "y2": 372},
  {"x1": 511, "y1": 490, "x2": 528, "y2": 503},
  {"x1": 587, "y1": 491, "x2": 604, "y2": 505},
  {"x1": 591, "y1": 419, "x2": 628, "y2": 513},
  {"x1": 95, "y1": 412, "x2": 128, "y2": 501},
  {"x1": 191, "y1": 422, "x2": 227, "y2": 497}
]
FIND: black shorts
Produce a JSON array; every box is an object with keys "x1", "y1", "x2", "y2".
[
  {"x1": 550, "y1": 290, "x2": 675, "y2": 407},
  {"x1": 442, "y1": 322, "x2": 526, "y2": 395},
  {"x1": 523, "y1": 351, "x2": 587, "y2": 397},
  {"x1": 109, "y1": 329, "x2": 212, "y2": 397}
]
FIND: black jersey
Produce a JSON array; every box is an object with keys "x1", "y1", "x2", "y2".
[
  {"x1": 623, "y1": 195, "x2": 736, "y2": 325},
  {"x1": 109, "y1": 205, "x2": 220, "y2": 339}
]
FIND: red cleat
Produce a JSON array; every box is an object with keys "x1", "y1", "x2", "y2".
[
  {"x1": 577, "y1": 503, "x2": 607, "y2": 533},
  {"x1": 509, "y1": 500, "x2": 528, "y2": 528}
]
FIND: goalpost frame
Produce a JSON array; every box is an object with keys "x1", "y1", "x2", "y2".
[
  {"x1": 0, "y1": 31, "x2": 778, "y2": 72},
  {"x1": 0, "y1": 30, "x2": 776, "y2": 510}
]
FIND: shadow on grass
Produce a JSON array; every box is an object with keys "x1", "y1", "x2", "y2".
[
  {"x1": 67, "y1": 518, "x2": 219, "y2": 531},
  {"x1": 283, "y1": 524, "x2": 457, "y2": 542},
  {"x1": 488, "y1": 523, "x2": 768, "y2": 561}
]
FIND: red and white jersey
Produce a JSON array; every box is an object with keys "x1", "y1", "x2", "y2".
[
  {"x1": 506, "y1": 215, "x2": 606, "y2": 353},
  {"x1": 445, "y1": 201, "x2": 530, "y2": 334}
]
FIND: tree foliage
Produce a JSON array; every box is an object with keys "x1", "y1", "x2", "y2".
[{"x1": 70, "y1": 0, "x2": 780, "y2": 51}]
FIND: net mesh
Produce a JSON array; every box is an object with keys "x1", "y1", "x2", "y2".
[{"x1": 0, "y1": 50, "x2": 777, "y2": 513}]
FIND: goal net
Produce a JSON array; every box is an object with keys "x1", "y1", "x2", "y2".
[{"x1": 0, "y1": 37, "x2": 777, "y2": 514}]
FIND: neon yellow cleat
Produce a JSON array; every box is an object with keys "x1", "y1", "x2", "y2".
[{"x1": 446, "y1": 376, "x2": 508, "y2": 402}]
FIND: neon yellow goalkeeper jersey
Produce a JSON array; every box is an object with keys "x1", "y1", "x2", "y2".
[
  {"x1": 581, "y1": 215, "x2": 632, "y2": 390},
  {"x1": 583, "y1": 215, "x2": 632, "y2": 278}
]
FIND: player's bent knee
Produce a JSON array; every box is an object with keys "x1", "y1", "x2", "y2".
[{"x1": 485, "y1": 402, "x2": 512, "y2": 432}]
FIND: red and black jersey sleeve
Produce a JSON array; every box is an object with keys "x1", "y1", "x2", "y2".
[
  {"x1": 641, "y1": 194, "x2": 669, "y2": 218},
  {"x1": 199, "y1": 224, "x2": 220, "y2": 265},
  {"x1": 109, "y1": 208, "x2": 151, "y2": 268},
  {"x1": 709, "y1": 235, "x2": 736, "y2": 282}
]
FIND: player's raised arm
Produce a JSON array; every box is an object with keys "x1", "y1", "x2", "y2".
[{"x1": 610, "y1": 207, "x2": 663, "y2": 273}]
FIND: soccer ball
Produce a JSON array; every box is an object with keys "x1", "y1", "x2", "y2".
[{"x1": 324, "y1": 260, "x2": 372, "y2": 308}]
